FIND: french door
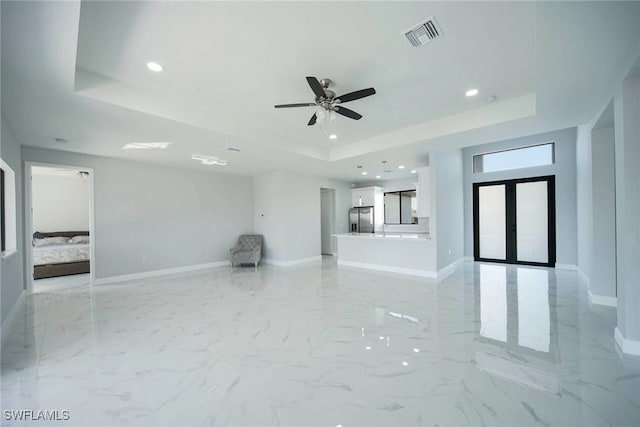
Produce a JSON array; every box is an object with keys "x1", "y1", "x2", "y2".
[{"x1": 473, "y1": 176, "x2": 556, "y2": 267}]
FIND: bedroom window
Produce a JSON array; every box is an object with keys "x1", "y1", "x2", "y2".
[
  {"x1": 1, "y1": 159, "x2": 17, "y2": 257},
  {"x1": 473, "y1": 143, "x2": 555, "y2": 174}
]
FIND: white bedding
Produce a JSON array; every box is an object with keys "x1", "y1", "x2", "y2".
[{"x1": 33, "y1": 243, "x2": 90, "y2": 265}]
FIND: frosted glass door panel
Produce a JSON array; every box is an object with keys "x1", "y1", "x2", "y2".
[
  {"x1": 479, "y1": 185, "x2": 506, "y2": 260},
  {"x1": 516, "y1": 182, "x2": 548, "y2": 263}
]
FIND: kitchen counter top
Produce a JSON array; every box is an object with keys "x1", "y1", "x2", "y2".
[{"x1": 333, "y1": 232, "x2": 431, "y2": 241}]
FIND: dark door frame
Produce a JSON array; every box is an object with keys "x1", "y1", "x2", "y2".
[{"x1": 473, "y1": 175, "x2": 556, "y2": 267}]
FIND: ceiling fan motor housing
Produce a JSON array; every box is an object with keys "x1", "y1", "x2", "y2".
[{"x1": 318, "y1": 79, "x2": 335, "y2": 105}]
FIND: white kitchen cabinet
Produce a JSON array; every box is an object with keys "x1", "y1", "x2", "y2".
[
  {"x1": 351, "y1": 189, "x2": 364, "y2": 207},
  {"x1": 351, "y1": 186, "x2": 384, "y2": 231},
  {"x1": 351, "y1": 186, "x2": 379, "y2": 207},
  {"x1": 416, "y1": 167, "x2": 430, "y2": 217}
]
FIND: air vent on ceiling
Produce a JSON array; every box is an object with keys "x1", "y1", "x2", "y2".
[{"x1": 404, "y1": 17, "x2": 442, "y2": 47}]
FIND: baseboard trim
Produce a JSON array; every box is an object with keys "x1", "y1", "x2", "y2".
[
  {"x1": 436, "y1": 258, "x2": 465, "y2": 280},
  {"x1": 588, "y1": 290, "x2": 617, "y2": 307},
  {"x1": 555, "y1": 264, "x2": 577, "y2": 271},
  {"x1": 94, "y1": 261, "x2": 229, "y2": 285},
  {"x1": 337, "y1": 260, "x2": 437, "y2": 278},
  {"x1": 615, "y1": 327, "x2": 640, "y2": 356},
  {"x1": 577, "y1": 268, "x2": 590, "y2": 287},
  {"x1": 1, "y1": 290, "x2": 26, "y2": 345},
  {"x1": 263, "y1": 256, "x2": 322, "y2": 267}
]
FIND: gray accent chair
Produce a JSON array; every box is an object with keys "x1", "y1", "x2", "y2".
[{"x1": 230, "y1": 235, "x2": 263, "y2": 268}]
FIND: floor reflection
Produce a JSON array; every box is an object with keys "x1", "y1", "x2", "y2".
[
  {"x1": 478, "y1": 264, "x2": 552, "y2": 354},
  {"x1": 475, "y1": 263, "x2": 559, "y2": 394},
  {"x1": 480, "y1": 264, "x2": 508, "y2": 342},
  {"x1": 517, "y1": 267, "x2": 550, "y2": 352}
]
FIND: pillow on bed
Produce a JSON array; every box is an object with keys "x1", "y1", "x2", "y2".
[
  {"x1": 69, "y1": 235, "x2": 90, "y2": 244},
  {"x1": 33, "y1": 236, "x2": 70, "y2": 247}
]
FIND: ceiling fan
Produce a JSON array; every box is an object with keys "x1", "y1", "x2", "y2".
[{"x1": 274, "y1": 77, "x2": 376, "y2": 126}]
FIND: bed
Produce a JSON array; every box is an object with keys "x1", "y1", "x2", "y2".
[{"x1": 33, "y1": 231, "x2": 90, "y2": 279}]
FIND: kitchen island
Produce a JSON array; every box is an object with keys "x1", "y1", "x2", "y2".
[{"x1": 334, "y1": 232, "x2": 438, "y2": 278}]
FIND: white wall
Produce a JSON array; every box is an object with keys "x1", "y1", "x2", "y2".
[
  {"x1": 614, "y1": 75, "x2": 640, "y2": 344},
  {"x1": 253, "y1": 171, "x2": 351, "y2": 263},
  {"x1": 22, "y1": 146, "x2": 254, "y2": 279},
  {"x1": 576, "y1": 124, "x2": 592, "y2": 280},
  {"x1": 590, "y1": 126, "x2": 616, "y2": 299},
  {"x1": 32, "y1": 173, "x2": 90, "y2": 232},
  {"x1": 1, "y1": 116, "x2": 24, "y2": 328},
  {"x1": 320, "y1": 189, "x2": 335, "y2": 255},
  {"x1": 253, "y1": 171, "x2": 286, "y2": 261},
  {"x1": 462, "y1": 127, "x2": 578, "y2": 266},
  {"x1": 356, "y1": 177, "x2": 417, "y2": 192},
  {"x1": 432, "y1": 149, "x2": 464, "y2": 270}
]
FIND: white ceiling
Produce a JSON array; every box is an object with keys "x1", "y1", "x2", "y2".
[{"x1": 2, "y1": 1, "x2": 639, "y2": 182}]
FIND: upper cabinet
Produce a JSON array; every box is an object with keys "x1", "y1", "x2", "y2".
[
  {"x1": 351, "y1": 186, "x2": 384, "y2": 231},
  {"x1": 351, "y1": 186, "x2": 381, "y2": 207},
  {"x1": 416, "y1": 166, "x2": 430, "y2": 217}
]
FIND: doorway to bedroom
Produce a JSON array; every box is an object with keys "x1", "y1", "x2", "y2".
[{"x1": 27, "y1": 164, "x2": 95, "y2": 293}]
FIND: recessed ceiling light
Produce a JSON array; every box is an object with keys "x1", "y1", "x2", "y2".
[
  {"x1": 402, "y1": 361, "x2": 409, "y2": 367},
  {"x1": 146, "y1": 62, "x2": 164, "y2": 72},
  {"x1": 329, "y1": 134, "x2": 337, "y2": 140},
  {"x1": 123, "y1": 142, "x2": 171, "y2": 150},
  {"x1": 192, "y1": 154, "x2": 227, "y2": 166},
  {"x1": 362, "y1": 171, "x2": 368, "y2": 176},
  {"x1": 375, "y1": 175, "x2": 381, "y2": 179},
  {"x1": 411, "y1": 170, "x2": 417, "y2": 174},
  {"x1": 465, "y1": 88, "x2": 479, "y2": 97},
  {"x1": 398, "y1": 165, "x2": 405, "y2": 169}
]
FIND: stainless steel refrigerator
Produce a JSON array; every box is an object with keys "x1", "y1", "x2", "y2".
[{"x1": 349, "y1": 207, "x2": 374, "y2": 233}]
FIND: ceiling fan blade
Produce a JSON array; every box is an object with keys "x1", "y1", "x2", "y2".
[
  {"x1": 274, "y1": 103, "x2": 317, "y2": 108},
  {"x1": 335, "y1": 87, "x2": 376, "y2": 103},
  {"x1": 334, "y1": 106, "x2": 362, "y2": 120},
  {"x1": 306, "y1": 76, "x2": 326, "y2": 99},
  {"x1": 307, "y1": 113, "x2": 317, "y2": 126}
]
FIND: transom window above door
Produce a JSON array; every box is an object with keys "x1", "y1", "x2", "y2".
[{"x1": 473, "y1": 143, "x2": 555, "y2": 174}]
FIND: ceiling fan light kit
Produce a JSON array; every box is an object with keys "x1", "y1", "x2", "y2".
[{"x1": 275, "y1": 76, "x2": 376, "y2": 126}]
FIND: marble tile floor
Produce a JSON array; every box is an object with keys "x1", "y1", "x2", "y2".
[
  {"x1": 32, "y1": 273, "x2": 90, "y2": 294},
  {"x1": 1, "y1": 259, "x2": 639, "y2": 426}
]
